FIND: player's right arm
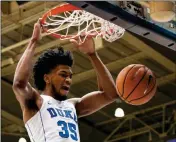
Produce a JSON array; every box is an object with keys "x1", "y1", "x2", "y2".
[{"x1": 12, "y1": 20, "x2": 42, "y2": 111}]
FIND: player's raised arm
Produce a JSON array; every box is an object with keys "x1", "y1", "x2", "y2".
[
  {"x1": 12, "y1": 20, "x2": 42, "y2": 110},
  {"x1": 70, "y1": 38, "x2": 118, "y2": 117}
]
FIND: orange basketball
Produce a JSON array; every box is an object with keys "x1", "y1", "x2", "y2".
[{"x1": 116, "y1": 64, "x2": 157, "y2": 105}]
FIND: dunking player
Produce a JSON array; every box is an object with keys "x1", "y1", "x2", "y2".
[{"x1": 13, "y1": 19, "x2": 118, "y2": 142}]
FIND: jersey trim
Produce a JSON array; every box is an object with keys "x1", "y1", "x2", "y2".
[
  {"x1": 26, "y1": 123, "x2": 36, "y2": 142},
  {"x1": 39, "y1": 110, "x2": 47, "y2": 142}
]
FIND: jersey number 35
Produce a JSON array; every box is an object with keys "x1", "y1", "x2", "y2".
[{"x1": 58, "y1": 120, "x2": 78, "y2": 141}]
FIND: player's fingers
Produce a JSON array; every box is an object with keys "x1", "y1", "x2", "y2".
[
  {"x1": 34, "y1": 22, "x2": 41, "y2": 30},
  {"x1": 70, "y1": 39, "x2": 79, "y2": 46},
  {"x1": 37, "y1": 18, "x2": 45, "y2": 33},
  {"x1": 37, "y1": 18, "x2": 41, "y2": 23},
  {"x1": 87, "y1": 32, "x2": 97, "y2": 38},
  {"x1": 34, "y1": 18, "x2": 42, "y2": 27}
]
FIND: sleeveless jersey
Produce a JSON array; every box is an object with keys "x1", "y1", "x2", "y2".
[{"x1": 25, "y1": 95, "x2": 80, "y2": 142}]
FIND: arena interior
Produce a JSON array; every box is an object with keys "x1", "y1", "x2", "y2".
[{"x1": 1, "y1": 1, "x2": 176, "y2": 142}]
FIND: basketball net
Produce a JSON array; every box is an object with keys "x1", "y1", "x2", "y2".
[{"x1": 42, "y1": 7, "x2": 125, "y2": 44}]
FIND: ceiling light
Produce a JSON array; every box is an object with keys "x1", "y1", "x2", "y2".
[
  {"x1": 115, "y1": 108, "x2": 125, "y2": 117},
  {"x1": 19, "y1": 137, "x2": 27, "y2": 142}
]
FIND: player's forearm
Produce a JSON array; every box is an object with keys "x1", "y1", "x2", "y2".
[
  {"x1": 92, "y1": 65, "x2": 103, "y2": 91},
  {"x1": 96, "y1": 75, "x2": 103, "y2": 91},
  {"x1": 13, "y1": 40, "x2": 37, "y2": 88},
  {"x1": 88, "y1": 52, "x2": 117, "y2": 99}
]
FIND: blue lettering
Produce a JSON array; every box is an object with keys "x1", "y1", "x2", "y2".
[
  {"x1": 56, "y1": 108, "x2": 64, "y2": 117},
  {"x1": 58, "y1": 120, "x2": 78, "y2": 141},
  {"x1": 47, "y1": 108, "x2": 57, "y2": 118},
  {"x1": 47, "y1": 107, "x2": 78, "y2": 123},
  {"x1": 68, "y1": 123, "x2": 78, "y2": 141},
  {"x1": 64, "y1": 110, "x2": 73, "y2": 119}
]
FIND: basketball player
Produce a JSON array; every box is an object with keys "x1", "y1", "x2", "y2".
[{"x1": 13, "y1": 19, "x2": 118, "y2": 142}]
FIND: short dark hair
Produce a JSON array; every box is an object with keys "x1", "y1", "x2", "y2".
[{"x1": 33, "y1": 47, "x2": 73, "y2": 91}]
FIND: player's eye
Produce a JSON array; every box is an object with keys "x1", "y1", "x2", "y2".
[{"x1": 60, "y1": 74, "x2": 67, "y2": 78}]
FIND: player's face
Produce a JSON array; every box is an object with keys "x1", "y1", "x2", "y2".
[{"x1": 49, "y1": 65, "x2": 72, "y2": 100}]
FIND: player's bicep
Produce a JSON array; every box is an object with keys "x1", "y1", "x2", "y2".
[
  {"x1": 13, "y1": 82, "x2": 39, "y2": 109},
  {"x1": 75, "y1": 91, "x2": 114, "y2": 118}
]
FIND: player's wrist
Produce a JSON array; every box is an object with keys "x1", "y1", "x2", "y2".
[
  {"x1": 30, "y1": 37, "x2": 39, "y2": 44},
  {"x1": 87, "y1": 52, "x2": 99, "y2": 60},
  {"x1": 87, "y1": 51, "x2": 97, "y2": 56},
  {"x1": 28, "y1": 39, "x2": 38, "y2": 49}
]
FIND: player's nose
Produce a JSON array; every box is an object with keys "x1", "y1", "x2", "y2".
[{"x1": 65, "y1": 77, "x2": 72, "y2": 85}]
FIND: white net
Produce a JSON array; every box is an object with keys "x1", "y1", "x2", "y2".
[{"x1": 42, "y1": 10, "x2": 125, "y2": 44}]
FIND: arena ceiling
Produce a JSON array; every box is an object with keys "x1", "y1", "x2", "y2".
[{"x1": 1, "y1": 1, "x2": 176, "y2": 142}]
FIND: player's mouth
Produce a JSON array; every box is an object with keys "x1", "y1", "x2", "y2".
[{"x1": 61, "y1": 86, "x2": 70, "y2": 94}]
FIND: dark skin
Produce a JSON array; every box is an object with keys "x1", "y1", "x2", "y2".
[
  {"x1": 43, "y1": 65, "x2": 73, "y2": 101},
  {"x1": 13, "y1": 19, "x2": 118, "y2": 123}
]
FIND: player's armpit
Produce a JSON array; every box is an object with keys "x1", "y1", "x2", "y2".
[{"x1": 12, "y1": 82, "x2": 41, "y2": 111}]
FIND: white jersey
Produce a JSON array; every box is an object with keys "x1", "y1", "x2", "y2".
[{"x1": 25, "y1": 95, "x2": 80, "y2": 142}]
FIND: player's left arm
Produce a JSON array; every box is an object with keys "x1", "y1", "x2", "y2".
[
  {"x1": 69, "y1": 91, "x2": 115, "y2": 118},
  {"x1": 69, "y1": 38, "x2": 118, "y2": 117}
]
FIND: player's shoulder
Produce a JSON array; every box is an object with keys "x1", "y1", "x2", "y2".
[
  {"x1": 67, "y1": 98, "x2": 81, "y2": 106},
  {"x1": 40, "y1": 94, "x2": 52, "y2": 100}
]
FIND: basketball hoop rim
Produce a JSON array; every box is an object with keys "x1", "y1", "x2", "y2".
[
  {"x1": 41, "y1": 3, "x2": 82, "y2": 39},
  {"x1": 40, "y1": 3, "x2": 125, "y2": 42}
]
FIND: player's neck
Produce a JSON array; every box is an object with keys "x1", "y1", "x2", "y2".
[{"x1": 42, "y1": 87, "x2": 53, "y2": 97}]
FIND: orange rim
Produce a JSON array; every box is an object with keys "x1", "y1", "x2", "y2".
[{"x1": 41, "y1": 3, "x2": 81, "y2": 39}]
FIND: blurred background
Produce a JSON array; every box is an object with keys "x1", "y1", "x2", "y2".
[{"x1": 1, "y1": 1, "x2": 176, "y2": 142}]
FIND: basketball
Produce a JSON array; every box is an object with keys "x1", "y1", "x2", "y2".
[{"x1": 116, "y1": 64, "x2": 157, "y2": 105}]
